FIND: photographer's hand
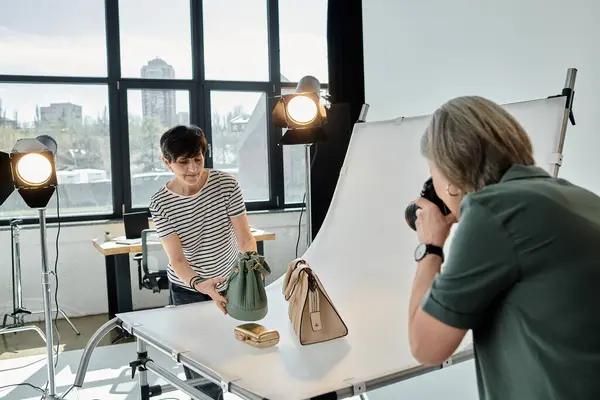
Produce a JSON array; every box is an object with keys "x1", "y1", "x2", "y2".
[{"x1": 413, "y1": 198, "x2": 457, "y2": 247}]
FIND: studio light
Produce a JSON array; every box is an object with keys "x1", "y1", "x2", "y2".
[
  {"x1": 1, "y1": 135, "x2": 58, "y2": 208},
  {"x1": 272, "y1": 76, "x2": 329, "y2": 246},
  {"x1": 0, "y1": 135, "x2": 59, "y2": 399},
  {"x1": 273, "y1": 75, "x2": 328, "y2": 141}
]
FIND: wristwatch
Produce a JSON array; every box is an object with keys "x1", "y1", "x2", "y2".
[{"x1": 414, "y1": 243, "x2": 444, "y2": 262}]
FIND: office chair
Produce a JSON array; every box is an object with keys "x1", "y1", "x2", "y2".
[{"x1": 133, "y1": 229, "x2": 169, "y2": 293}]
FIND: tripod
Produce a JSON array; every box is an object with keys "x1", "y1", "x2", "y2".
[{"x1": 1, "y1": 218, "x2": 80, "y2": 337}]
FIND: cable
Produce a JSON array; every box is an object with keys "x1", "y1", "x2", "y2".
[
  {"x1": 0, "y1": 355, "x2": 48, "y2": 373},
  {"x1": 295, "y1": 144, "x2": 319, "y2": 258},
  {"x1": 53, "y1": 191, "x2": 61, "y2": 369},
  {"x1": 0, "y1": 382, "x2": 45, "y2": 394},
  {"x1": 10, "y1": 221, "x2": 16, "y2": 318},
  {"x1": 295, "y1": 193, "x2": 306, "y2": 258}
]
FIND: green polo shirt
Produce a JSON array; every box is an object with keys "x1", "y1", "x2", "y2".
[{"x1": 421, "y1": 164, "x2": 600, "y2": 400}]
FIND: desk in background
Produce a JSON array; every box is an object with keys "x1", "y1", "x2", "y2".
[{"x1": 92, "y1": 228, "x2": 276, "y2": 342}]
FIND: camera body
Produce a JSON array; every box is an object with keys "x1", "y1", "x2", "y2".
[{"x1": 405, "y1": 177, "x2": 451, "y2": 231}]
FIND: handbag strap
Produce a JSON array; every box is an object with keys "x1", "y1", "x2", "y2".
[
  {"x1": 247, "y1": 261, "x2": 271, "y2": 277},
  {"x1": 283, "y1": 260, "x2": 311, "y2": 301},
  {"x1": 238, "y1": 251, "x2": 271, "y2": 276}
]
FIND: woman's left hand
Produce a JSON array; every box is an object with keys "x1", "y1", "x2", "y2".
[{"x1": 413, "y1": 198, "x2": 457, "y2": 247}]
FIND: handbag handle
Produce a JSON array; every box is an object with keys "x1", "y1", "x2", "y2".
[
  {"x1": 247, "y1": 261, "x2": 271, "y2": 277},
  {"x1": 283, "y1": 260, "x2": 312, "y2": 301},
  {"x1": 239, "y1": 251, "x2": 271, "y2": 275},
  {"x1": 227, "y1": 252, "x2": 271, "y2": 286}
]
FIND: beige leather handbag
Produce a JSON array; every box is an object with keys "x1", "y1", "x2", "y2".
[{"x1": 282, "y1": 258, "x2": 348, "y2": 345}]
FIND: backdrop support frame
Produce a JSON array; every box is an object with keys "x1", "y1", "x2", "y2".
[{"x1": 549, "y1": 67, "x2": 577, "y2": 177}]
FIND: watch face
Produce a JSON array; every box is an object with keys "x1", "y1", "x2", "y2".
[{"x1": 414, "y1": 243, "x2": 426, "y2": 260}]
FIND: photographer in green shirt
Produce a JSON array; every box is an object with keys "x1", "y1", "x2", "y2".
[{"x1": 408, "y1": 95, "x2": 600, "y2": 399}]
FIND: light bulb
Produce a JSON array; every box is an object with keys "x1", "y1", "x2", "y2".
[
  {"x1": 287, "y1": 96, "x2": 317, "y2": 124},
  {"x1": 17, "y1": 153, "x2": 52, "y2": 185}
]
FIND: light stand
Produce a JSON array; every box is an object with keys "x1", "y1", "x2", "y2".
[
  {"x1": 1, "y1": 217, "x2": 79, "y2": 337},
  {"x1": 2, "y1": 219, "x2": 29, "y2": 328},
  {"x1": 304, "y1": 143, "x2": 313, "y2": 245},
  {"x1": 273, "y1": 76, "x2": 328, "y2": 247},
  {"x1": 1, "y1": 219, "x2": 48, "y2": 348},
  {"x1": 0, "y1": 135, "x2": 61, "y2": 399},
  {"x1": 39, "y1": 207, "x2": 57, "y2": 398}
]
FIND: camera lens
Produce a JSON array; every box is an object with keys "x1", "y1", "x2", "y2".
[{"x1": 405, "y1": 203, "x2": 419, "y2": 231}]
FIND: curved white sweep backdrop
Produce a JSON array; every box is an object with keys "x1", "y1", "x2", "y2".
[{"x1": 117, "y1": 95, "x2": 567, "y2": 400}]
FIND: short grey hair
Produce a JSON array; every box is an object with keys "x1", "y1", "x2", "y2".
[{"x1": 420, "y1": 95, "x2": 535, "y2": 193}]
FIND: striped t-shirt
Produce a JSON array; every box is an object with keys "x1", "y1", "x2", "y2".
[{"x1": 148, "y1": 169, "x2": 246, "y2": 292}]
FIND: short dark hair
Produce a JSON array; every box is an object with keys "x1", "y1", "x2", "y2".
[{"x1": 160, "y1": 125, "x2": 208, "y2": 163}]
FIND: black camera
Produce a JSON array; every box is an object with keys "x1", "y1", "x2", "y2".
[{"x1": 405, "y1": 177, "x2": 451, "y2": 231}]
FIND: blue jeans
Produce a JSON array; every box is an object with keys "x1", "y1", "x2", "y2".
[{"x1": 169, "y1": 282, "x2": 223, "y2": 400}]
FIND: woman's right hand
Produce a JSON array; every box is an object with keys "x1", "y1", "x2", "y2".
[{"x1": 195, "y1": 277, "x2": 228, "y2": 315}]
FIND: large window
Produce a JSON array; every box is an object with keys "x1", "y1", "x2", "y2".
[
  {"x1": 0, "y1": 1, "x2": 108, "y2": 77},
  {"x1": 278, "y1": 0, "x2": 328, "y2": 84},
  {"x1": 210, "y1": 91, "x2": 270, "y2": 202},
  {"x1": 118, "y1": 0, "x2": 193, "y2": 80},
  {"x1": 203, "y1": 0, "x2": 269, "y2": 81},
  {"x1": 127, "y1": 89, "x2": 190, "y2": 208},
  {"x1": 0, "y1": 83, "x2": 112, "y2": 219},
  {"x1": 0, "y1": 0, "x2": 330, "y2": 224}
]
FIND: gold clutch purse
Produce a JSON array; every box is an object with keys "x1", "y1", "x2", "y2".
[{"x1": 234, "y1": 323, "x2": 280, "y2": 348}]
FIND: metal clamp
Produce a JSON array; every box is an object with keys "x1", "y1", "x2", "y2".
[
  {"x1": 129, "y1": 351, "x2": 152, "y2": 379},
  {"x1": 220, "y1": 380, "x2": 230, "y2": 393},
  {"x1": 353, "y1": 382, "x2": 366, "y2": 395},
  {"x1": 442, "y1": 357, "x2": 453, "y2": 368},
  {"x1": 170, "y1": 349, "x2": 190, "y2": 363},
  {"x1": 120, "y1": 322, "x2": 141, "y2": 335},
  {"x1": 547, "y1": 152, "x2": 563, "y2": 166},
  {"x1": 395, "y1": 116, "x2": 404, "y2": 125}
]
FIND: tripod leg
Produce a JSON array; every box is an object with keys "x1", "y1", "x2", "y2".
[
  {"x1": 58, "y1": 309, "x2": 81, "y2": 335},
  {"x1": 0, "y1": 325, "x2": 47, "y2": 343}
]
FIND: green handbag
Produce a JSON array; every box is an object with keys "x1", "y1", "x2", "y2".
[{"x1": 225, "y1": 251, "x2": 271, "y2": 321}]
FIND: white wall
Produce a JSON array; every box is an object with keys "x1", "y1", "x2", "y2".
[
  {"x1": 0, "y1": 211, "x2": 307, "y2": 321},
  {"x1": 362, "y1": 0, "x2": 600, "y2": 194}
]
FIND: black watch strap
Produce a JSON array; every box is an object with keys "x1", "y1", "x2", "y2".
[
  {"x1": 426, "y1": 244, "x2": 444, "y2": 262},
  {"x1": 414, "y1": 243, "x2": 444, "y2": 262}
]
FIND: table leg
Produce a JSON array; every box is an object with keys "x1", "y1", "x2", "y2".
[
  {"x1": 257, "y1": 240, "x2": 264, "y2": 255},
  {"x1": 105, "y1": 254, "x2": 133, "y2": 343}
]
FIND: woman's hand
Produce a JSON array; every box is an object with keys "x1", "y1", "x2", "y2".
[
  {"x1": 413, "y1": 198, "x2": 457, "y2": 247},
  {"x1": 195, "y1": 277, "x2": 228, "y2": 315}
]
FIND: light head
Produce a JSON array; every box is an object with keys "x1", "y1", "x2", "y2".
[
  {"x1": 273, "y1": 75, "x2": 328, "y2": 144},
  {"x1": 0, "y1": 135, "x2": 58, "y2": 209}
]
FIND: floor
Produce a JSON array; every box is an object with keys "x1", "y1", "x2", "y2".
[
  {"x1": 1, "y1": 314, "x2": 115, "y2": 361},
  {"x1": 0, "y1": 314, "x2": 479, "y2": 399},
  {"x1": 0, "y1": 340, "x2": 239, "y2": 400}
]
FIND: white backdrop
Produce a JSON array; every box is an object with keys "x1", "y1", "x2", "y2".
[
  {"x1": 362, "y1": 0, "x2": 600, "y2": 195},
  {"x1": 117, "y1": 96, "x2": 570, "y2": 400}
]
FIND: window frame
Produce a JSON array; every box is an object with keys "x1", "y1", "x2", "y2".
[
  {"x1": 203, "y1": 82, "x2": 278, "y2": 211},
  {"x1": 0, "y1": 0, "x2": 327, "y2": 227},
  {"x1": 0, "y1": 78, "x2": 114, "y2": 226},
  {"x1": 118, "y1": 80, "x2": 198, "y2": 213}
]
